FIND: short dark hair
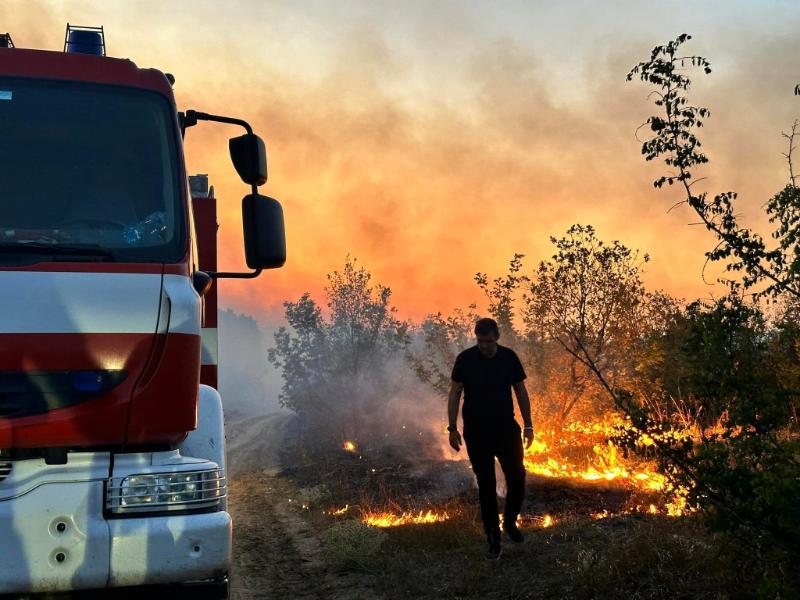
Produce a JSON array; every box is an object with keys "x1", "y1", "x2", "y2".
[{"x1": 474, "y1": 317, "x2": 499, "y2": 337}]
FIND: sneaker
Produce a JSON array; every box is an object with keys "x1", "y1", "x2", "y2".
[
  {"x1": 504, "y1": 522, "x2": 525, "y2": 543},
  {"x1": 486, "y1": 528, "x2": 502, "y2": 560}
]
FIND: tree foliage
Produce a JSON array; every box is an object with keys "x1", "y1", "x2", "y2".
[
  {"x1": 618, "y1": 34, "x2": 800, "y2": 555},
  {"x1": 628, "y1": 33, "x2": 799, "y2": 300},
  {"x1": 407, "y1": 305, "x2": 479, "y2": 397},
  {"x1": 409, "y1": 225, "x2": 664, "y2": 427},
  {"x1": 268, "y1": 256, "x2": 409, "y2": 442},
  {"x1": 526, "y1": 226, "x2": 649, "y2": 377}
]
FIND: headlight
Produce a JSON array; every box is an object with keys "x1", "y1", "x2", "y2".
[{"x1": 107, "y1": 468, "x2": 225, "y2": 515}]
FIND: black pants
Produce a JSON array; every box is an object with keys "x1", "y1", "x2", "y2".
[{"x1": 464, "y1": 418, "x2": 526, "y2": 535}]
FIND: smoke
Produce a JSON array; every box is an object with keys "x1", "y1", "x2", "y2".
[
  {"x1": 347, "y1": 352, "x2": 454, "y2": 463},
  {"x1": 4, "y1": 2, "x2": 800, "y2": 321},
  {"x1": 218, "y1": 309, "x2": 284, "y2": 419}
]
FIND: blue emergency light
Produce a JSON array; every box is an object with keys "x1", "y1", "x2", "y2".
[{"x1": 64, "y1": 24, "x2": 105, "y2": 56}]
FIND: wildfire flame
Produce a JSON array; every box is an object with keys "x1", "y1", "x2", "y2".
[
  {"x1": 522, "y1": 415, "x2": 692, "y2": 516},
  {"x1": 362, "y1": 509, "x2": 451, "y2": 527},
  {"x1": 326, "y1": 413, "x2": 694, "y2": 531}
]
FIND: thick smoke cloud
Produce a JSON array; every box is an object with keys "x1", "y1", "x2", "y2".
[{"x1": 3, "y1": 2, "x2": 799, "y2": 322}]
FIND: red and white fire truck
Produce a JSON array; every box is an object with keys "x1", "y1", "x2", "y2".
[{"x1": 0, "y1": 25, "x2": 285, "y2": 598}]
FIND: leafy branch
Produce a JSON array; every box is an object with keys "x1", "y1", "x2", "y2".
[{"x1": 628, "y1": 34, "x2": 799, "y2": 299}]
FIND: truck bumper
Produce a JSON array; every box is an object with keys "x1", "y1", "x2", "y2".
[
  {"x1": 0, "y1": 453, "x2": 231, "y2": 594},
  {"x1": 108, "y1": 510, "x2": 231, "y2": 587}
]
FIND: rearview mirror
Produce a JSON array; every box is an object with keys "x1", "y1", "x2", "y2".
[
  {"x1": 230, "y1": 133, "x2": 267, "y2": 186},
  {"x1": 242, "y1": 194, "x2": 286, "y2": 269}
]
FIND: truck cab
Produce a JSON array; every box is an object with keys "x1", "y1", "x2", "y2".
[{"x1": 0, "y1": 25, "x2": 285, "y2": 597}]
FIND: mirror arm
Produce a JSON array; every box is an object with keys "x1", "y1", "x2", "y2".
[
  {"x1": 184, "y1": 109, "x2": 254, "y2": 135},
  {"x1": 207, "y1": 268, "x2": 263, "y2": 280},
  {"x1": 184, "y1": 110, "x2": 258, "y2": 194},
  {"x1": 182, "y1": 108, "x2": 274, "y2": 275}
]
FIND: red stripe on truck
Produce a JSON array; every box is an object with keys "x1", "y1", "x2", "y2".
[{"x1": 0, "y1": 332, "x2": 201, "y2": 448}]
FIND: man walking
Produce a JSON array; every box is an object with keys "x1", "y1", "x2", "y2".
[{"x1": 448, "y1": 318, "x2": 534, "y2": 560}]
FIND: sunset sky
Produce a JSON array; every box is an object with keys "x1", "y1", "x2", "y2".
[{"x1": 4, "y1": 1, "x2": 800, "y2": 323}]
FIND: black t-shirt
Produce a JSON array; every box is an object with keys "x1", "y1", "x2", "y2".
[{"x1": 451, "y1": 345, "x2": 526, "y2": 424}]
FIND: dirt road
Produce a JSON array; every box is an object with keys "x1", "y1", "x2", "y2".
[{"x1": 226, "y1": 414, "x2": 378, "y2": 600}]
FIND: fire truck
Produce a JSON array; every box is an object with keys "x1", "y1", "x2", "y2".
[{"x1": 0, "y1": 25, "x2": 285, "y2": 598}]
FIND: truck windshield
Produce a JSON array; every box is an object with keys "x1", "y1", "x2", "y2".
[{"x1": 0, "y1": 77, "x2": 184, "y2": 263}]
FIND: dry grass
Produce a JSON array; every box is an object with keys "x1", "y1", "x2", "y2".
[
  {"x1": 278, "y1": 443, "x2": 799, "y2": 599},
  {"x1": 326, "y1": 506, "x2": 771, "y2": 600},
  {"x1": 320, "y1": 519, "x2": 388, "y2": 572}
]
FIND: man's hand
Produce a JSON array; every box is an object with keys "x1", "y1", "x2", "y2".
[
  {"x1": 449, "y1": 430, "x2": 462, "y2": 452},
  {"x1": 523, "y1": 426, "x2": 534, "y2": 450}
]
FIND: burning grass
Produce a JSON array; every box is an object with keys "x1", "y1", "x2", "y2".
[
  {"x1": 361, "y1": 509, "x2": 451, "y2": 528},
  {"x1": 304, "y1": 412, "x2": 696, "y2": 529},
  {"x1": 521, "y1": 415, "x2": 693, "y2": 516}
]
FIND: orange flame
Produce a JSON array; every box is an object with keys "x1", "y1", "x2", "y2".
[
  {"x1": 362, "y1": 509, "x2": 450, "y2": 527},
  {"x1": 522, "y1": 415, "x2": 693, "y2": 516},
  {"x1": 343, "y1": 440, "x2": 357, "y2": 452}
]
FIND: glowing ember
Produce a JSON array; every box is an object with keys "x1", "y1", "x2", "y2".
[
  {"x1": 329, "y1": 504, "x2": 350, "y2": 516},
  {"x1": 362, "y1": 509, "x2": 450, "y2": 527},
  {"x1": 499, "y1": 514, "x2": 522, "y2": 529},
  {"x1": 343, "y1": 440, "x2": 357, "y2": 452},
  {"x1": 541, "y1": 514, "x2": 555, "y2": 528},
  {"x1": 665, "y1": 492, "x2": 689, "y2": 517}
]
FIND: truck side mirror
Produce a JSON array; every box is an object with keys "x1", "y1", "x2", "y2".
[
  {"x1": 229, "y1": 133, "x2": 267, "y2": 186},
  {"x1": 242, "y1": 194, "x2": 286, "y2": 269}
]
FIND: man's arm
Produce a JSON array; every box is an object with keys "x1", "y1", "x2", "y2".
[
  {"x1": 447, "y1": 381, "x2": 463, "y2": 451},
  {"x1": 513, "y1": 381, "x2": 534, "y2": 449}
]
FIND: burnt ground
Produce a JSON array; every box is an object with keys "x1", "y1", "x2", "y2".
[
  {"x1": 224, "y1": 414, "x2": 755, "y2": 600},
  {"x1": 224, "y1": 414, "x2": 798, "y2": 599},
  {"x1": 225, "y1": 454, "x2": 753, "y2": 600}
]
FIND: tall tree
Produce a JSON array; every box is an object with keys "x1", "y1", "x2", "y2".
[
  {"x1": 268, "y1": 257, "x2": 408, "y2": 443},
  {"x1": 523, "y1": 224, "x2": 652, "y2": 425}
]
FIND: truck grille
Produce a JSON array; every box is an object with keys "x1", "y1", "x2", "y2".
[{"x1": 0, "y1": 462, "x2": 11, "y2": 483}]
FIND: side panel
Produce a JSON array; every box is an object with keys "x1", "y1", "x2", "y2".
[
  {"x1": 192, "y1": 195, "x2": 218, "y2": 389},
  {"x1": 179, "y1": 385, "x2": 226, "y2": 510}
]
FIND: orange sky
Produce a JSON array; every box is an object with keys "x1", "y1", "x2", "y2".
[{"x1": 4, "y1": 1, "x2": 800, "y2": 323}]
